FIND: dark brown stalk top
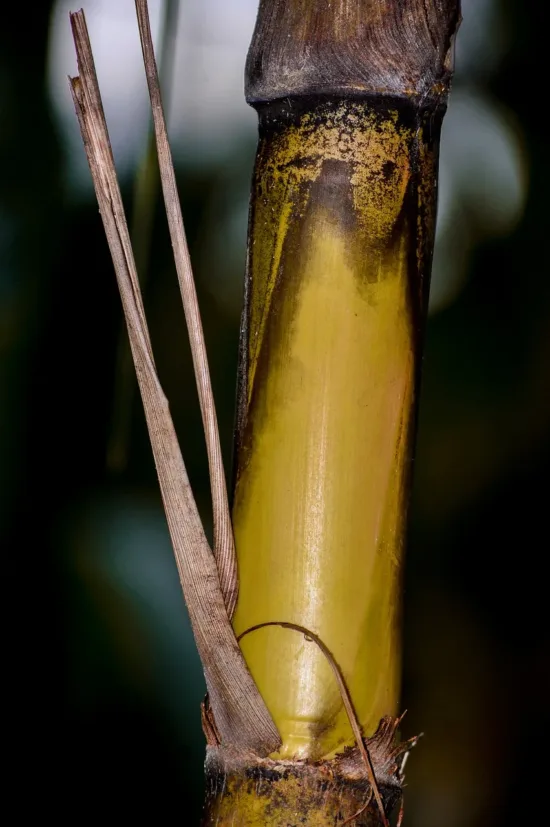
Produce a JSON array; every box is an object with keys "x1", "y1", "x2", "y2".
[{"x1": 246, "y1": 0, "x2": 461, "y2": 105}]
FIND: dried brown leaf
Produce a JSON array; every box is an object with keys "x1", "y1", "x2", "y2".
[
  {"x1": 134, "y1": 0, "x2": 238, "y2": 617},
  {"x1": 68, "y1": 9, "x2": 280, "y2": 756}
]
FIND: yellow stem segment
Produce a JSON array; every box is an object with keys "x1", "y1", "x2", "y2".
[{"x1": 232, "y1": 99, "x2": 438, "y2": 760}]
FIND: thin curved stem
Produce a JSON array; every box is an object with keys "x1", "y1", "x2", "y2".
[{"x1": 238, "y1": 621, "x2": 389, "y2": 826}]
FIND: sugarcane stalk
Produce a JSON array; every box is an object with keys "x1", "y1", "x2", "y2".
[{"x1": 203, "y1": 2, "x2": 460, "y2": 824}]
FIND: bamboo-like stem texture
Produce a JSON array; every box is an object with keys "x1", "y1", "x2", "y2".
[
  {"x1": 232, "y1": 94, "x2": 438, "y2": 758},
  {"x1": 204, "y1": 1, "x2": 460, "y2": 824}
]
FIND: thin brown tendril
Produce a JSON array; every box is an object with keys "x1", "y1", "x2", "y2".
[{"x1": 238, "y1": 621, "x2": 389, "y2": 827}]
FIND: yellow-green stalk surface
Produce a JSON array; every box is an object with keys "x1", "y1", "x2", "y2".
[{"x1": 232, "y1": 99, "x2": 439, "y2": 760}]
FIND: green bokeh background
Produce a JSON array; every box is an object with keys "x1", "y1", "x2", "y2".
[{"x1": 2, "y1": 2, "x2": 548, "y2": 824}]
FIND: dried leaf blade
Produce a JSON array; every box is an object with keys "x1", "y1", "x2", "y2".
[
  {"x1": 68, "y1": 9, "x2": 281, "y2": 756},
  {"x1": 134, "y1": 0, "x2": 238, "y2": 617}
]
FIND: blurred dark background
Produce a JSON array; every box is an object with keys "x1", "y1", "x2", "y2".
[{"x1": 1, "y1": 1, "x2": 547, "y2": 824}]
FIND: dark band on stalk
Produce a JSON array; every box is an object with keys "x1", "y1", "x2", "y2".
[{"x1": 255, "y1": 94, "x2": 446, "y2": 133}]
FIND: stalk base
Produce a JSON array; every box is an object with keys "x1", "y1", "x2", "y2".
[{"x1": 202, "y1": 717, "x2": 411, "y2": 826}]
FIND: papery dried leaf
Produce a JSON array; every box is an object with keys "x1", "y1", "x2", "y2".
[
  {"x1": 134, "y1": 0, "x2": 238, "y2": 617},
  {"x1": 68, "y1": 9, "x2": 280, "y2": 756}
]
